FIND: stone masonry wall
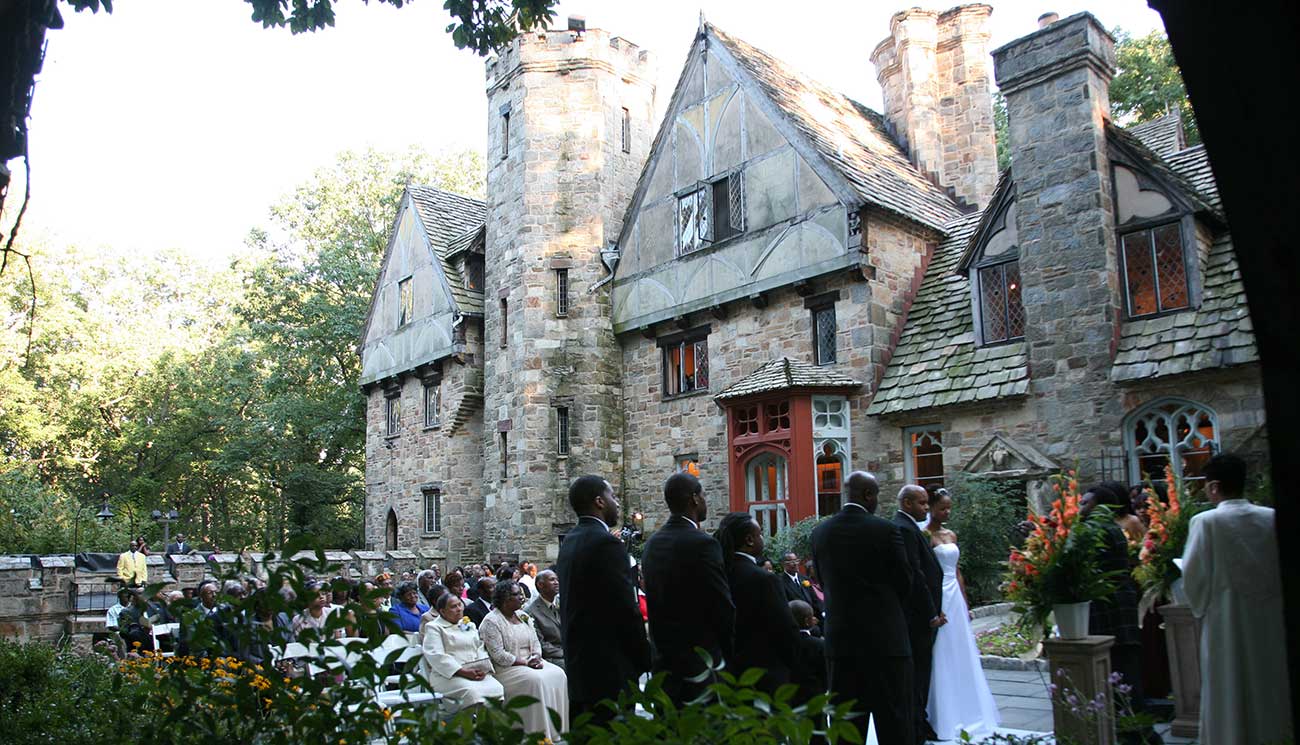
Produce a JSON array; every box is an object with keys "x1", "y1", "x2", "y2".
[{"x1": 481, "y1": 28, "x2": 656, "y2": 563}]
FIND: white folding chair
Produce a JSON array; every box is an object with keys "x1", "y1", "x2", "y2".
[{"x1": 151, "y1": 622, "x2": 180, "y2": 657}]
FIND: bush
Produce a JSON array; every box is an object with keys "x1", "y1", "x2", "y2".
[
  {"x1": 944, "y1": 475, "x2": 1026, "y2": 606},
  {"x1": 767, "y1": 517, "x2": 822, "y2": 566},
  {"x1": 0, "y1": 639, "x2": 132, "y2": 745}
]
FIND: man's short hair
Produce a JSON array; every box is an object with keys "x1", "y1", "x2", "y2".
[
  {"x1": 476, "y1": 576, "x2": 496, "y2": 594},
  {"x1": 569, "y1": 474, "x2": 609, "y2": 514},
  {"x1": 417, "y1": 569, "x2": 436, "y2": 582},
  {"x1": 1203, "y1": 452, "x2": 1247, "y2": 497},
  {"x1": 664, "y1": 472, "x2": 701, "y2": 513},
  {"x1": 789, "y1": 599, "x2": 814, "y2": 625}
]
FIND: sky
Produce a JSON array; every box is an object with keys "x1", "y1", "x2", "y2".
[{"x1": 18, "y1": 0, "x2": 1165, "y2": 262}]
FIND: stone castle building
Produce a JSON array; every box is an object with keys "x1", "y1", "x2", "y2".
[{"x1": 359, "y1": 7, "x2": 1267, "y2": 567}]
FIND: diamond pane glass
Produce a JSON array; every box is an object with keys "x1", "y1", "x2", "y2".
[
  {"x1": 815, "y1": 306, "x2": 837, "y2": 364},
  {"x1": 1004, "y1": 262, "x2": 1026, "y2": 339},
  {"x1": 1123, "y1": 231, "x2": 1158, "y2": 316},
  {"x1": 980, "y1": 265, "x2": 1008, "y2": 342},
  {"x1": 693, "y1": 339, "x2": 709, "y2": 390},
  {"x1": 1154, "y1": 223, "x2": 1189, "y2": 311},
  {"x1": 729, "y1": 171, "x2": 745, "y2": 232}
]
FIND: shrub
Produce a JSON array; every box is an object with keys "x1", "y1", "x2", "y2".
[
  {"x1": 944, "y1": 474, "x2": 1026, "y2": 606},
  {"x1": 767, "y1": 516, "x2": 822, "y2": 566},
  {"x1": 0, "y1": 639, "x2": 132, "y2": 745}
]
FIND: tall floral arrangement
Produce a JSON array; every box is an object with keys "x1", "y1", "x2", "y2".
[
  {"x1": 1133, "y1": 465, "x2": 1208, "y2": 616},
  {"x1": 1005, "y1": 471, "x2": 1120, "y2": 637}
]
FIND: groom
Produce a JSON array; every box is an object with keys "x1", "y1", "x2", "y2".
[
  {"x1": 895, "y1": 485, "x2": 946, "y2": 744},
  {"x1": 811, "y1": 471, "x2": 914, "y2": 744}
]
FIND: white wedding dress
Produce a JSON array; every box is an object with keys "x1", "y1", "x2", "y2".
[{"x1": 926, "y1": 542, "x2": 1000, "y2": 741}]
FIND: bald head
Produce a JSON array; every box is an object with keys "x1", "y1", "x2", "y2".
[
  {"x1": 845, "y1": 471, "x2": 880, "y2": 513},
  {"x1": 898, "y1": 484, "x2": 930, "y2": 522}
]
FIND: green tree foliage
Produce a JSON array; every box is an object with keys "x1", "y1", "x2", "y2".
[
  {"x1": 944, "y1": 474, "x2": 1026, "y2": 607},
  {"x1": 0, "y1": 147, "x2": 485, "y2": 554},
  {"x1": 1110, "y1": 28, "x2": 1201, "y2": 145},
  {"x1": 993, "y1": 91, "x2": 1010, "y2": 172}
]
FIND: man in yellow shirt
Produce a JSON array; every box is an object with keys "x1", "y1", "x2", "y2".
[{"x1": 116, "y1": 539, "x2": 148, "y2": 586}]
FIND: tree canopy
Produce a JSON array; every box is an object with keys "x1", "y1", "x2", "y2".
[{"x1": 1110, "y1": 28, "x2": 1201, "y2": 145}]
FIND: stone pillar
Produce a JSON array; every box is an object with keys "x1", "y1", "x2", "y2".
[
  {"x1": 992, "y1": 13, "x2": 1121, "y2": 476},
  {"x1": 386, "y1": 549, "x2": 419, "y2": 577},
  {"x1": 1044, "y1": 635, "x2": 1116, "y2": 745},
  {"x1": 1161, "y1": 604, "x2": 1202, "y2": 738},
  {"x1": 170, "y1": 555, "x2": 207, "y2": 588},
  {"x1": 352, "y1": 550, "x2": 387, "y2": 582}
]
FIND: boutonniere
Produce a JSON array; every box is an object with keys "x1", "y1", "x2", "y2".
[
  {"x1": 801, "y1": 579, "x2": 811, "y2": 588},
  {"x1": 517, "y1": 611, "x2": 530, "y2": 623},
  {"x1": 458, "y1": 617, "x2": 474, "y2": 630}
]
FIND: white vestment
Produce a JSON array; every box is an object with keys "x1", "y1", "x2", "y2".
[{"x1": 1182, "y1": 499, "x2": 1292, "y2": 745}]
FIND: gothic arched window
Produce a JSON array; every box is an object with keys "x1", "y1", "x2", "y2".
[{"x1": 1124, "y1": 397, "x2": 1219, "y2": 487}]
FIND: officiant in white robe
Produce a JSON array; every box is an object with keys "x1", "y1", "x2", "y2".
[{"x1": 1181, "y1": 453, "x2": 1292, "y2": 745}]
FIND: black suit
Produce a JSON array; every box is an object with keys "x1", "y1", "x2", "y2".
[
  {"x1": 779, "y1": 571, "x2": 824, "y2": 618},
  {"x1": 165, "y1": 541, "x2": 190, "y2": 556},
  {"x1": 726, "y1": 553, "x2": 799, "y2": 693},
  {"x1": 642, "y1": 514, "x2": 734, "y2": 705},
  {"x1": 894, "y1": 511, "x2": 943, "y2": 743},
  {"x1": 464, "y1": 597, "x2": 491, "y2": 627},
  {"x1": 811, "y1": 504, "x2": 914, "y2": 745},
  {"x1": 791, "y1": 630, "x2": 828, "y2": 706},
  {"x1": 557, "y1": 516, "x2": 651, "y2": 722}
]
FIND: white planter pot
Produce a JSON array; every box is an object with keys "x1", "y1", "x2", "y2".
[{"x1": 1054, "y1": 601, "x2": 1091, "y2": 639}]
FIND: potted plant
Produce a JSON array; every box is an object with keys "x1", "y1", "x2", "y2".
[{"x1": 1005, "y1": 472, "x2": 1120, "y2": 640}]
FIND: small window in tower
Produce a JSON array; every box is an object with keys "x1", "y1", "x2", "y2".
[
  {"x1": 499, "y1": 430, "x2": 509, "y2": 480},
  {"x1": 555, "y1": 269, "x2": 569, "y2": 317},
  {"x1": 556, "y1": 406, "x2": 570, "y2": 456},
  {"x1": 501, "y1": 112, "x2": 510, "y2": 160},
  {"x1": 500, "y1": 297, "x2": 508, "y2": 348},
  {"x1": 423, "y1": 487, "x2": 442, "y2": 533},
  {"x1": 812, "y1": 304, "x2": 837, "y2": 365},
  {"x1": 423, "y1": 380, "x2": 441, "y2": 429},
  {"x1": 386, "y1": 394, "x2": 402, "y2": 437},
  {"x1": 621, "y1": 107, "x2": 631, "y2": 153},
  {"x1": 398, "y1": 276, "x2": 413, "y2": 327}
]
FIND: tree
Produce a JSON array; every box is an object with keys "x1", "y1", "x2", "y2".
[{"x1": 1110, "y1": 28, "x2": 1201, "y2": 145}]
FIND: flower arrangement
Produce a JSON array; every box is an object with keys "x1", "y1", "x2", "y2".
[
  {"x1": 1004, "y1": 471, "x2": 1120, "y2": 637},
  {"x1": 1133, "y1": 465, "x2": 1208, "y2": 617}
]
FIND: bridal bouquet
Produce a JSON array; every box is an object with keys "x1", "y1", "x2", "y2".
[
  {"x1": 1004, "y1": 471, "x2": 1119, "y2": 637},
  {"x1": 1133, "y1": 465, "x2": 1207, "y2": 617}
]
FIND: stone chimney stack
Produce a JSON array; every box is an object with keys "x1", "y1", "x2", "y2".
[{"x1": 871, "y1": 4, "x2": 999, "y2": 209}]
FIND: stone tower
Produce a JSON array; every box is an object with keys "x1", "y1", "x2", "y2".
[
  {"x1": 992, "y1": 13, "x2": 1122, "y2": 469},
  {"x1": 481, "y1": 22, "x2": 656, "y2": 563},
  {"x1": 871, "y1": 4, "x2": 999, "y2": 209}
]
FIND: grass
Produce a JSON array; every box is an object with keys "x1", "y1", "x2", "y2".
[{"x1": 976, "y1": 624, "x2": 1038, "y2": 658}]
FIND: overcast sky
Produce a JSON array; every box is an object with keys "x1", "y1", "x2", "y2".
[{"x1": 19, "y1": 0, "x2": 1164, "y2": 262}]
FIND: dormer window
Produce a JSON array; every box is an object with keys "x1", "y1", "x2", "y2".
[
  {"x1": 958, "y1": 179, "x2": 1026, "y2": 346},
  {"x1": 464, "y1": 255, "x2": 485, "y2": 292},
  {"x1": 1120, "y1": 221, "x2": 1189, "y2": 317},
  {"x1": 977, "y1": 259, "x2": 1025, "y2": 344}
]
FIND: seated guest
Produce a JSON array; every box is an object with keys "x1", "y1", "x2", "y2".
[
  {"x1": 417, "y1": 570, "x2": 445, "y2": 608},
  {"x1": 465, "y1": 576, "x2": 495, "y2": 627},
  {"x1": 118, "y1": 589, "x2": 156, "y2": 654},
  {"x1": 292, "y1": 579, "x2": 343, "y2": 640},
  {"x1": 788, "y1": 600, "x2": 828, "y2": 705},
  {"x1": 328, "y1": 576, "x2": 353, "y2": 613},
  {"x1": 421, "y1": 593, "x2": 504, "y2": 712},
  {"x1": 105, "y1": 588, "x2": 132, "y2": 632},
  {"x1": 445, "y1": 570, "x2": 467, "y2": 602},
  {"x1": 522, "y1": 569, "x2": 563, "y2": 668},
  {"x1": 464, "y1": 567, "x2": 481, "y2": 602},
  {"x1": 480, "y1": 581, "x2": 568, "y2": 739},
  {"x1": 374, "y1": 573, "x2": 395, "y2": 612},
  {"x1": 392, "y1": 580, "x2": 429, "y2": 634}
]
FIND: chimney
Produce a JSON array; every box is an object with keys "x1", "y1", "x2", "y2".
[
  {"x1": 1037, "y1": 12, "x2": 1060, "y2": 28},
  {"x1": 871, "y1": 4, "x2": 998, "y2": 209}
]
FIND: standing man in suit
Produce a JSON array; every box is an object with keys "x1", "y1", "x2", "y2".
[
  {"x1": 788, "y1": 600, "x2": 828, "y2": 706},
  {"x1": 165, "y1": 533, "x2": 192, "y2": 556},
  {"x1": 464, "y1": 576, "x2": 494, "y2": 627},
  {"x1": 716, "y1": 512, "x2": 799, "y2": 693},
  {"x1": 524, "y1": 568, "x2": 564, "y2": 669},
  {"x1": 556, "y1": 475, "x2": 650, "y2": 725},
  {"x1": 779, "y1": 551, "x2": 824, "y2": 620},
  {"x1": 116, "y1": 538, "x2": 149, "y2": 587},
  {"x1": 641, "y1": 472, "x2": 734, "y2": 706},
  {"x1": 811, "y1": 471, "x2": 914, "y2": 745},
  {"x1": 895, "y1": 485, "x2": 945, "y2": 744}
]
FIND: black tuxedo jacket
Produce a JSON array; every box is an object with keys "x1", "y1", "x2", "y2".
[
  {"x1": 778, "y1": 571, "x2": 824, "y2": 616},
  {"x1": 893, "y1": 511, "x2": 942, "y2": 634},
  {"x1": 465, "y1": 597, "x2": 491, "y2": 627},
  {"x1": 642, "y1": 515, "x2": 734, "y2": 675},
  {"x1": 791, "y1": 630, "x2": 828, "y2": 704},
  {"x1": 810, "y1": 505, "x2": 912, "y2": 658},
  {"x1": 726, "y1": 554, "x2": 799, "y2": 690},
  {"x1": 166, "y1": 542, "x2": 191, "y2": 556},
  {"x1": 556, "y1": 516, "x2": 651, "y2": 705}
]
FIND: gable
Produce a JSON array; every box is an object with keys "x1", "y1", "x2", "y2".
[
  {"x1": 610, "y1": 26, "x2": 860, "y2": 334},
  {"x1": 358, "y1": 192, "x2": 476, "y2": 386}
]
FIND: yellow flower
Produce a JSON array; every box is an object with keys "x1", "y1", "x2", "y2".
[
  {"x1": 801, "y1": 580, "x2": 811, "y2": 587},
  {"x1": 382, "y1": 708, "x2": 392, "y2": 720}
]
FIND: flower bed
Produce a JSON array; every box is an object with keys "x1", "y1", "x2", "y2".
[{"x1": 976, "y1": 624, "x2": 1038, "y2": 658}]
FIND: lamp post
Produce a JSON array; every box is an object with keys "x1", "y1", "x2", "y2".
[
  {"x1": 71, "y1": 496, "x2": 114, "y2": 610},
  {"x1": 151, "y1": 509, "x2": 180, "y2": 547}
]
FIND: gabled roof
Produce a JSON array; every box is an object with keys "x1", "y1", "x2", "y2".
[
  {"x1": 1107, "y1": 122, "x2": 1222, "y2": 223},
  {"x1": 955, "y1": 170, "x2": 1014, "y2": 274},
  {"x1": 406, "y1": 186, "x2": 487, "y2": 314},
  {"x1": 714, "y1": 357, "x2": 860, "y2": 402},
  {"x1": 865, "y1": 212, "x2": 1030, "y2": 417},
  {"x1": 1126, "y1": 111, "x2": 1185, "y2": 158},
  {"x1": 706, "y1": 23, "x2": 964, "y2": 233},
  {"x1": 1165, "y1": 145, "x2": 1219, "y2": 208},
  {"x1": 1110, "y1": 232, "x2": 1257, "y2": 382}
]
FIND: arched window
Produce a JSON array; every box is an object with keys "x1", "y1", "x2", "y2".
[
  {"x1": 745, "y1": 452, "x2": 789, "y2": 536},
  {"x1": 1124, "y1": 398, "x2": 1219, "y2": 487},
  {"x1": 385, "y1": 508, "x2": 399, "y2": 551}
]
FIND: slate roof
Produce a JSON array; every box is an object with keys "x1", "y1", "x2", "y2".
[
  {"x1": 708, "y1": 24, "x2": 965, "y2": 233},
  {"x1": 714, "y1": 357, "x2": 860, "y2": 402},
  {"x1": 1126, "y1": 111, "x2": 1185, "y2": 158},
  {"x1": 1165, "y1": 145, "x2": 1220, "y2": 208},
  {"x1": 1107, "y1": 123, "x2": 1221, "y2": 221},
  {"x1": 1111, "y1": 233, "x2": 1257, "y2": 382},
  {"x1": 865, "y1": 212, "x2": 1031, "y2": 416},
  {"x1": 407, "y1": 186, "x2": 487, "y2": 314}
]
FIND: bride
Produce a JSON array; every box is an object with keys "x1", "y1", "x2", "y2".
[{"x1": 926, "y1": 489, "x2": 1000, "y2": 740}]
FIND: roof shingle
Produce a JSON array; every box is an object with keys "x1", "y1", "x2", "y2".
[
  {"x1": 407, "y1": 185, "x2": 487, "y2": 314},
  {"x1": 1126, "y1": 111, "x2": 1185, "y2": 158},
  {"x1": 714, "y1": 357, "x2": 861, "y2": 402}
]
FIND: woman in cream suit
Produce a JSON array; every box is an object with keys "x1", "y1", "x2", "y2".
[
  {"x1": 421, "y1": 593, "x2": 504, "y2": 712},
  {"x1": 479, "y1": 580, "x2": 569, "y2": 739}
]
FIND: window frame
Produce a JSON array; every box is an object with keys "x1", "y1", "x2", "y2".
[
  {"x1": 556, "y1": 406, "x2": 570, "y2": 457},
  {"x1": 422, "y1": 487, "x2": 442, "y2": 534},
  {"x1": 397, "y1": 276, "x2": 414, "y2": 327},
  {"x1": 972, "y1": 257, "x2": 1026, "y2": 346},
  {"x1": 423, "y1": 379, "x2": 441, "y2": 429},
  {"x1": 385, "y1": 393, "x2": 402, "y2": 437},
  {"x1": 499, "y1": 430, "x2": 508, "y2": 481},
  {"x1": 499, "y1": 297, "x2": 508, "y2": 348},
  {"x1": 902, "y1": 425, "x2": 945, "y2": 491},
  {"x1": 620, "y1": 107, "x2": 631, "y2": 154},
  {"x1": 1118, "y1": 219, "x2": 1193, "y2": 319},
  {"x1": 659, "y1": 328, "x2": 710, "y2": 399},
  {"x1": 674, "y1": 172, "x2": 745, "y2": 256},
  {"x1": 555, "y1": 268, "x2": 569, "y2": 318},
  {"x1": 501, "y1": 110, "x2": 510, "y2": 160},
  {"x1": 1123, "y1": 397, "x2": 1220, "y2": 488},
  {"x1": 811, "y1": 303, "x2": 837, "y2": 365}
]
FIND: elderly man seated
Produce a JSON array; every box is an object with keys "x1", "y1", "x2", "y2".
[{"x1": 522, "y1": 569, "x2": 563, "y2": 669}]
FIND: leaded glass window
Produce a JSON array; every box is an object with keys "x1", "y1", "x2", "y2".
[
  {"x1": 398, "y1": 276, "x2": 413, "y2": 327},
  {"x1": 978, "y1": 261, "x2": 1025, "y2": 344},
  {"x1": 813, "y1": 305, "x2": 837, "y2": 365},
  {"x1": 1121, "y1": 222, "x2": 1189, "y2": 317},
  {"x1": 676, "y1": 189, "x2": 706, "y2": 255},
  {"x1": 423, "y1": 381, "x2": 440, "y2": 428},
  {"x1": 904, "y1": 426, "x2": 944, "y2": 491},
  {"x1": 386, "y1": 395, "x2": 401, "y2": 437},
  {"x1": 663, "y1": 335, "x2": 709, "y2": 397},
  {"x1": 1125, "y1": 398, "x2": 1218, "y2": 487}
]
